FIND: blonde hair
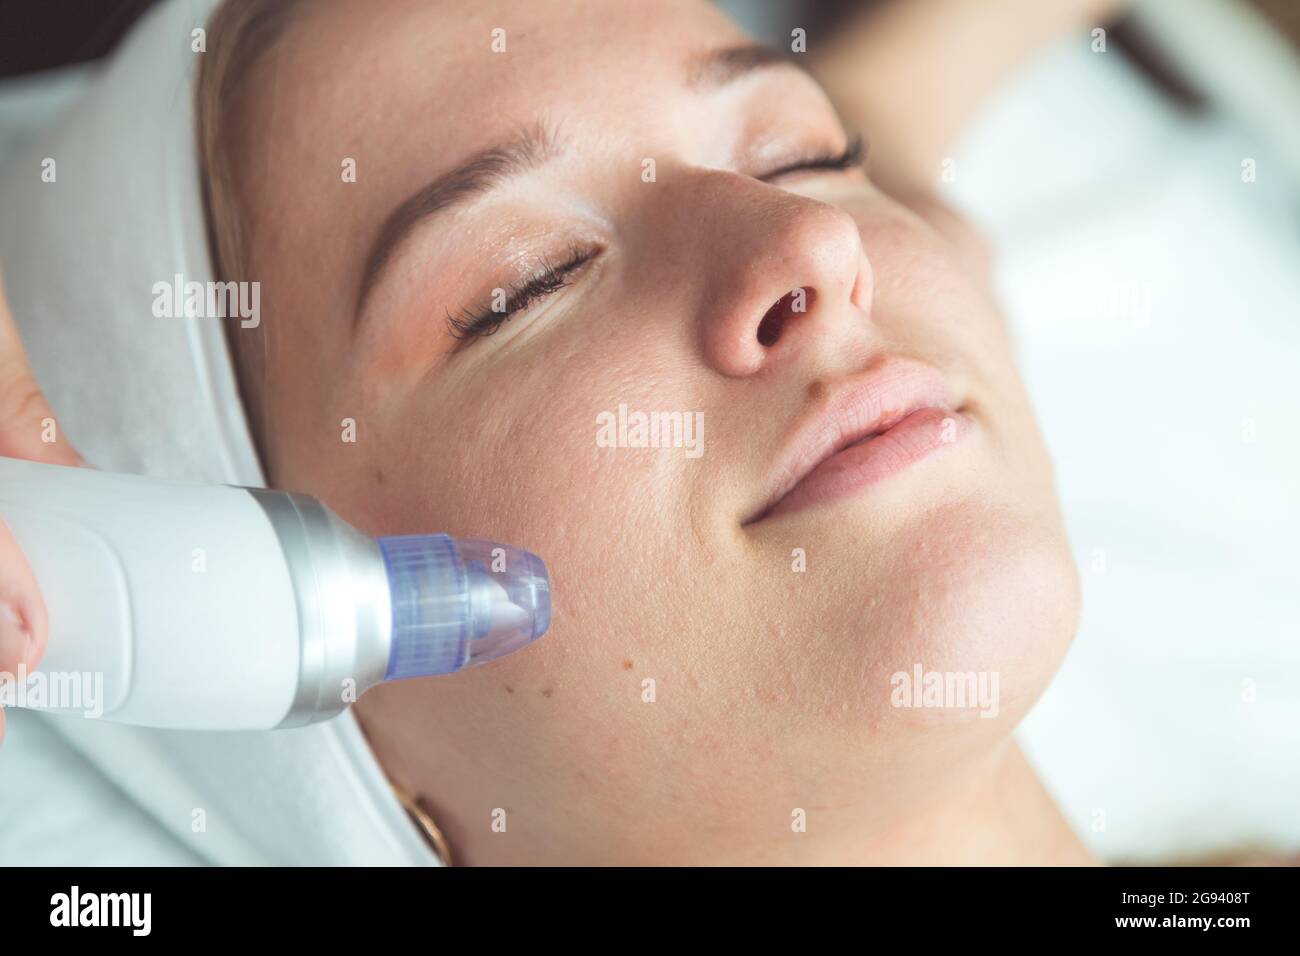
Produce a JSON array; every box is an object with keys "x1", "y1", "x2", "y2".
[{"x1": 195, "y1": 0, "x2": 303, "y2": 464}]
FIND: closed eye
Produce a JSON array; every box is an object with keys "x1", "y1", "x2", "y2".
[
  {"x1": 444, "y1": 243, "x2": 598, "y2": 349},
  {"x1": 760, "y1": 133, "x2": 867, "y2": 181}
]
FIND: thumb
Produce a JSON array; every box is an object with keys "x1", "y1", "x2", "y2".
[{"x1": 0, "y1": 512, "x2": 46, "y2": 747}]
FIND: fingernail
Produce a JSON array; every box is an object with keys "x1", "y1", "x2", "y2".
[{"x1": 0, "y1": 601, "x2": 32, "y2": 673}]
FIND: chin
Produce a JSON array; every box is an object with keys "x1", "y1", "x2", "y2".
[{"x1": 794, "y1": 480, "x2": 1080, "y2": 744}]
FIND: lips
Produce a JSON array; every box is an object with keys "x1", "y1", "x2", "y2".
[{"x1": 743, "y1": 358, "x2": 968, "y2": 525}]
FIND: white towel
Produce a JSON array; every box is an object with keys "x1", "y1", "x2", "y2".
[{"x1": 0, "y1": 0, "x2": 438, "y2": 866}]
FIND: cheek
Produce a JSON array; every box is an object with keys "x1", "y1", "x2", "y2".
[
  {"x1": 325, "y1": 341, "x2": 699, "y2": 650},
  {"x1": 326, "y1": 343, "x2": 725, "y2": 792},
  {"x1": 853, "y1": 200, "x2": 1014, "y2": 381}
]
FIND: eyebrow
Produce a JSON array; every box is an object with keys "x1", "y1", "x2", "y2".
[{"x1": 354, "y1": 42, "x2": 809, "y2": 321}]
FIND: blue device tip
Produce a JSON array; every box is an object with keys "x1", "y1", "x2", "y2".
[{"x1": 379, "y1": 534, "x2": 551, "y2": 679}]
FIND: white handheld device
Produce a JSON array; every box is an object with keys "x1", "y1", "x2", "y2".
[{"x1": 0, "y1": 457, "x2": 551, "y2": 731}]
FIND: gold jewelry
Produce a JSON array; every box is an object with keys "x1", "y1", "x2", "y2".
[{"x1": 390, "y1": 783, "x2": 455, "y2": 867}]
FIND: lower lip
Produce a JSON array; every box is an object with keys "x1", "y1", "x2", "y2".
[{"x1": 765, "y1": 407, "x2": 969, "y2": 521}]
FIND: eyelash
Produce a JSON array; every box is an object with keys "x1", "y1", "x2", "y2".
[
  {"x1": 445, "y1": 243, "x2": 597, "y2": 346},
  {"x1": 444, "y1": 134, "x2": 866, "y2": 347},
  {"x1": 762, "y1": 133, "x2": 867, "y2": 180}
]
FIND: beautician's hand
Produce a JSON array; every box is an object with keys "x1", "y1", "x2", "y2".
[{"x1": 0, "y1": 271, "x2": 84, "y2": 746}]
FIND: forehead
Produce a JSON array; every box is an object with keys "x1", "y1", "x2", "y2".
[{"x1": 261, "y1": 0, "x2": 752, "y2": 158}]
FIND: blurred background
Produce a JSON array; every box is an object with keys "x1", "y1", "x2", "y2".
[{"x1": 1, "y1": 0, "x2": 1297, "y2": 864}]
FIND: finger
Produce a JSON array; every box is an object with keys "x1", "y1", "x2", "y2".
[
  {"x1": 0, "y1": 517, "x2": 46, "y2": 676},
  {"x1": 0, "y1": 513, "x2": 46, "y2": 749},
  {"x1": 0, "y1": 272, "x2": 85, "y2": 467}
]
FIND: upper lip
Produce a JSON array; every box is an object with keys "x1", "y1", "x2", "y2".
[{"x1": 743, "y1": 357, "x2": 957, "y2": 525}]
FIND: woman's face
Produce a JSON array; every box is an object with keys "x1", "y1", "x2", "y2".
[{"x1": 230, "y1": 0, "x2": 1079, "y2": 862}]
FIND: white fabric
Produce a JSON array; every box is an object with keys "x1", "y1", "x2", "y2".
[{"x1": 0, "y1": 0, "x2": 438, "y2": 866}]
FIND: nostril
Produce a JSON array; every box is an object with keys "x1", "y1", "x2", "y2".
[
  {"x1": 756, "y1": 302, "x2": 784, "y2": 347},
  {"x1": 757, "y1": 288, "x2": 807, "y2": 347}
]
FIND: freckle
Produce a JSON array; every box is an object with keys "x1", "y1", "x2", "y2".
[
  {"x1": 504, "y1": 685, "x2": 514, "y2": 694},
  {"x1": 542, "y1": 688, "x2": 553, "y2": 698},
  {"x1": 375, "y1": 467, "x2": 385, "y2": 485},
  {"x1": 622, "y1": 659, "x2": 633, "y2": 670}
]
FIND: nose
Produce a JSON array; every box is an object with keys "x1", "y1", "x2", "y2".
[{"x1": 677, "y1": 171, "x2": 875, "y2": 378}]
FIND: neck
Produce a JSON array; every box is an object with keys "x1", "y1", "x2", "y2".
[
  {"x1": 853, "y1": 740, "x2": 1098, "y2": 866},
  {"x1": 358, "y1": 689, "x2": 1095, "y2": 865}
]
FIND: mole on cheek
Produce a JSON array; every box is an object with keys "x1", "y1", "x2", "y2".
[
  {"x1": 622, "y1": 659, "x2": 634, "y2": 670},
  {"x1": 542, "y1": 688, "x2": 554, "y2": 698}
]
